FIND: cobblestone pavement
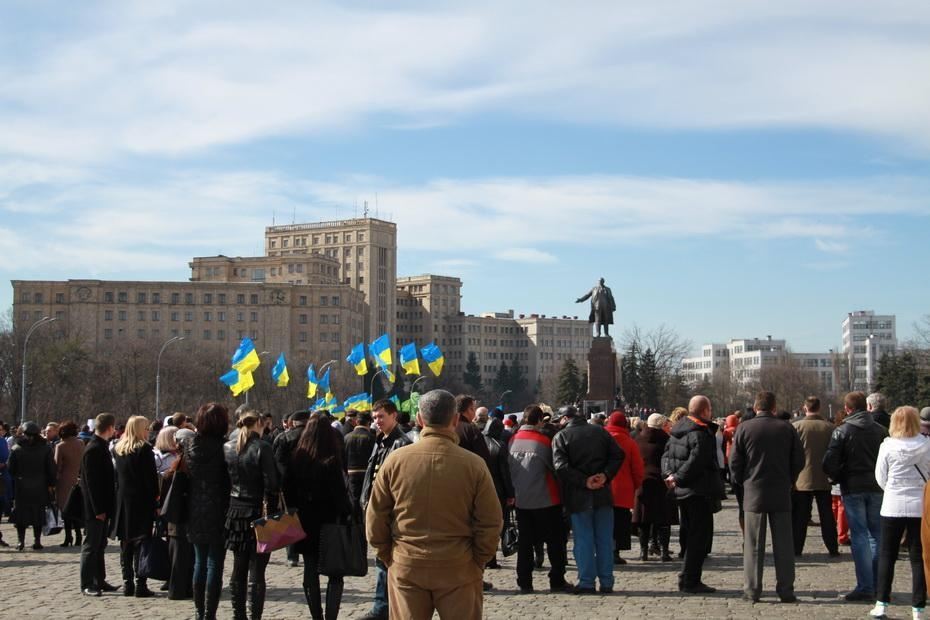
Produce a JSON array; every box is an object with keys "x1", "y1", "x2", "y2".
[{"x1": 0, "y1": 498, "x2": 920, "y2": 619}]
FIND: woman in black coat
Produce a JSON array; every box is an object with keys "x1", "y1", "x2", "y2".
[
  {"x1": 289, "y1": 416, "x2": 352, "y2": 620},
  {"x1": 112, "y1": 415, "x2": 159, "y2": 597},
  {"x1": 183, "y1": 403, "x2": 231, "y2": 620},
  {"x1": 224, "y1": 411, "x2": 278, "y2": 620},
  {"x1": 632, "y1": 415, "x2": 678, "y2": 561},
  {"x1": 483, "y1": 417, "x2": 514, "y2": 568},
  {"x1": 8, "y1": 422, "x2": 56, "y2": 551}
]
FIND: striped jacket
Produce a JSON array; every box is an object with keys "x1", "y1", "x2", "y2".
[{"x1": 508, "y1": 425, "x2": 561, "y2": 510}]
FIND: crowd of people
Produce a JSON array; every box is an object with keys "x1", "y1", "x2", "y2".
[{"x1": 2, "y1": 388, "x2": 930, "y2": 619}]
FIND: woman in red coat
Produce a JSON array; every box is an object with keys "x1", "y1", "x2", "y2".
[{"x1": 605, "y1": 411, "x2": 644, "y2": 564}]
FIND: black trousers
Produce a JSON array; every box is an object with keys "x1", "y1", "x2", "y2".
[
  {"x1": 168, "y1": 533, "x2": 194, "y2": 599},
  {"x1": 80, "y1": 517, "x2": 108, "y2": 590},
  {"x1": 678, "y1": 496, "x2": 713, "y2": 588},
  {"x1": 791, "y1": 490, "x2": 838, "y2": 555},
  {"x1": 876, "y1": 516, "x2": 926, "y2": 608},
  {"x1": 516, "y1": 505, "x2": 567, "y2": 589},
  {"x1": 613, "y1": 507, "x2": 632, "y2": 551}
]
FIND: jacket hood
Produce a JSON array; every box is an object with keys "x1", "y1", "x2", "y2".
[
  {"x1": 724, "y1": 414, "x2": 739, "y2": 430},
  {"x1": 883, "y1": 435, "x2": 930, "y2": 466},
  {"x1": 844, "y1": 410, "x2": 875, "y2": 429},
  {"x1": 484, "y1": 417, "x2": 505, "y2": 440}
]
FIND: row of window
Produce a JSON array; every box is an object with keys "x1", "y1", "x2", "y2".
[
  {"x1": 19, "y1": 292, "x2": 68, "y2": 304},
  {"x1": 268, "y1": 233, "x2": 366, "y2": 249}
]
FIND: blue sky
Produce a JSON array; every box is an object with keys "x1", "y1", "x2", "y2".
[{"x1": 2, "y1": 1, "x2": 929, "y2": 353}]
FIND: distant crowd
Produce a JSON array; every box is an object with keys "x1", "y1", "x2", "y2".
[{"x1": 1, "y1": 389, "x2": 930, "y2": 620}]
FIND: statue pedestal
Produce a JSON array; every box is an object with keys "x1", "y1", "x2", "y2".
[{"x1": 585, "y1": 337, "x2": 617, "y2": 402}]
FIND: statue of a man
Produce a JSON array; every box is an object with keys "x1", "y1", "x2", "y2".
[{"x1": 576, "y1": 277, "x2": 617, "y2": 337}]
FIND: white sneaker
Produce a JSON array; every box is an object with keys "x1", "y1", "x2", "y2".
[
  {"x1": 869, "y1": 602, "x2": 888, "y2": 618},
  {"x1": 913, "y1": 607, "x2": 925, "y2": 620}
]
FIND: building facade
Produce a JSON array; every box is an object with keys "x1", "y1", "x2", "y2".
[
  {"x1": 842, "y1": 310, "x2": 897, "y2": 392},
  {"x1": 264, "y1": 218, "x2": 397, "y2": 341}
]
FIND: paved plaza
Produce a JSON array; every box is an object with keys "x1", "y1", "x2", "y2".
[{"x1": 0, "y1": 498, "x2": 919, "y2": 619}]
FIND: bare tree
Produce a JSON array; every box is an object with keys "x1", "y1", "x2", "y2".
[{"x1": 621, "y1": 324, "x2": 692, "y2": 380}]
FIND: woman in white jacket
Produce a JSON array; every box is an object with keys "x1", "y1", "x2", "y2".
[{"x1": 871, "y1": 406, "x2": 930, "y2": 620}]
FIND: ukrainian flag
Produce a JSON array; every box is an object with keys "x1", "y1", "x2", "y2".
[
  {"x1": 319, "y1": 368, "x2": 332, "y2": 401},
  {"x1": 344, "y1": 392, "x2": 372, "y2": 412},
  {"x1": 346, "y1": 343, "x2": 368, "y2": 376},
  {"x1": 272, "y1": 353, "x2": 289, "y2": 388},
  {"x1": 220, "y1": 368, "x2": 254, "y2": 397},
  {"x1": 231, "y1": 337, "x2": 260, "y2": 374},
  {"x1": 399, "y1": 342, "x2": 420, "y2": 376},
  {"x1": 420, "y1": 342, "x2": 444, "y2": 377},
  {"x1": 307, "y1": 364, "x2": 319, "y2": 398},
  {"x1": 324, "y1": 391, "x2": 343, "y2": 414},
  {"x1": 369, "y1": 334, "x2": 393, "y2": 368}
]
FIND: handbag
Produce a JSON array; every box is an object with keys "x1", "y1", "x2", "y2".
[
  {"x1": 62, "y1": 483, "x2": 84, "y2": 521},
  {"x1": 159, "y1": 469, "x2": 189, "y2": 523},
  {"x1": 43, "y1": 504, "x2": 64, "y2": 536},
  {"x1": 252, "y1": 493, "x2": 306, "y2": 554},
  {"x1": 138, "y1": 529, "x2": 171, "y2": 581},
  {"x1": 318, "y1": 515, "x2": 368, "y2": 577},
  {"x1": 501, "y1": 507, "x2": 518, "y2": 557}
]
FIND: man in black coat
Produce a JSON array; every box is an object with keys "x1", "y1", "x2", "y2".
[
  {"x1": 661, "y1": 395, "x2": 722, "y2": 594},
  {"x1": 867, "y1": 392, "x2": 891, "y2": 429},
  {"x1": 729, "y1": 391, "x2": 804, "y2": 603},
  {"x1": 79, "y1": 413, "x2": 118, "y2": 596},
  {"x1": 454, "y1": 395, "x2": 492, "y2": 468},
  {"x1": 273, "y1": 409, "x2": 310, "y2": 567},
  {"x1": 344, "y1": 412, "x2": 375, "y2": 509},
  {"x1": 552, "y1": 407, "x2": 623, "y2": 594}
]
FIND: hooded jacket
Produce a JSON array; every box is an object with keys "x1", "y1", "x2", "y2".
[
  {"x1": 605, "y1": 414, "x2": 644, "y2": 509},
  {"x1": 508, "y1": 425, "x2": 561, "y2": 510},
  {"x1": 822, "y1": 410, "x2": 888, "y2": 495},
  {"x1": 875, "y1": 435, "x2": 930, "y2": 518}
]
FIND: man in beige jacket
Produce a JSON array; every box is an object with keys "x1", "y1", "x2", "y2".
[
  {"x1": 366, "y1": 389, "x2": 503, "y2": 619},
  {"x1": 791, "y1": 396, "x2": 839, "y2": 557}
]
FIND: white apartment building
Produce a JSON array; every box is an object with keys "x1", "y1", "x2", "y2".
[
  {"x1": 681, "y1": 343, "x2": 730, "y2": 384},
  {"x1": 842, "y1": 310, "x2": 897, "y2": 392}
]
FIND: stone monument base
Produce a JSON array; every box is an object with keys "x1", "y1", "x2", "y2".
[{"x1": 585, "y1": 336, "x2": 618, "y2": 402}]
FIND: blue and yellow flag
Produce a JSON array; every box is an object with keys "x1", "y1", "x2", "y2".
[
  {"x1": 324, "y1": 391, "x2": 343, "y2": 414},
  {"x1": 307, "y1": 364, "x2": 319, "y2": 398},
  {"x1": 420, "y1": 342, "x2": 444, "y2": 376},
  {"x1": 346, "y1": 343, "x2": 368, "y2": 376},
  {"x1": 231, "y1": 337, "x2": 260, "y2": 374},
  {"x1": 319, "y1": 368, "x2": 332, "y2": 401},
  {"x1": 399, "y1": 342, "x2": 420, "y2": 376},
  {"x1": 344, "y1": 392, "x2": 372, "y2": 412},
  {"x1": 220, "y1": 368, "x2": 254, "y2": 397},
  {"x1": 369, "y1": 334, "x2": 393, "y2": 367},
  {"x1": 271, "y1": 353, "x2": 289, "y2": 387}
]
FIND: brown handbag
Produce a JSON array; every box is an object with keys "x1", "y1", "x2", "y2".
[{"x1": 252, "y1": 493, "x2": 307, "y2": 554}]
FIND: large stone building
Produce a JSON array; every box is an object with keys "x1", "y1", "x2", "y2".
[
  {"x1": 12, "y1": 278, "x2": 367, "y2": 389},
  {"x1": 264, "y1": 218, "x2": 397, "y2": 341},
  {"x1": 12, "y1": 216, "x2": 594, "y2": 400}
]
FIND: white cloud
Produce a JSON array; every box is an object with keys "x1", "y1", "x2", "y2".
[
  {"x1": 814, "y1": 239, "x2": 849, "y2": 254},
  {"x1": 2, "y1": 1, "x2": 930, "y2": 164}
]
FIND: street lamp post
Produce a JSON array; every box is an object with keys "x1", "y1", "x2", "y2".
[
  {"x1": 21, "y1": 316, "x2": 58, "y2": 425},
  {"x1": 155, "y1": 336, "x2": 185, "y2": 421},
  {"x1": 410, "y1": 375, "x2": 429, "y2": 394},
  {"x1": 499, "y1": 390, "x2": 513, "y2": 410}
]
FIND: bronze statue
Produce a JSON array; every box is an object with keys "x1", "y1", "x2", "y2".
[{"x1": 576, "y1": 277, "x2": 616, "y2": 337}]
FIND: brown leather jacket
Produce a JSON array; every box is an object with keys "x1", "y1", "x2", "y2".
[{"x1": 366, "y1": 425, "x2": 502, "y2": 577}]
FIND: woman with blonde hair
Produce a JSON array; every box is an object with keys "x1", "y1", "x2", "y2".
[
  {"x1": 870, "y1": 406, "x2": 930, "y2": 620},
  {"x1": 154, "y1": 425, "x2": 180, "y2": 476},
  {"x1": 224, "y1": 411, "x2": 279, "y2": 620},
  {"x1": 112, "y1": 415, "x2": 160, "y2": 597}
]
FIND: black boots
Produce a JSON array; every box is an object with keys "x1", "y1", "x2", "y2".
[
  {"x1": 74, "y1": 527, "x2": 83, "y2": 547},
  {"x1": 230, "y1": 580, "x2": 248, "y2": 620},
  {"x1": 249, "y1": 582, "x2": 266, "y2": 620},
  {"x1": 62, "y1": 526, "x2": 73, "y2": 548},
  {"x1": 135, "y1": 579, "x2": 154, "y2": 598},
  {"x1": 193, "y1": 582, "x2": 206, "y2": 620},
  {"x1": 204, "y1": 582, "x2": 222, "y2": 620}
]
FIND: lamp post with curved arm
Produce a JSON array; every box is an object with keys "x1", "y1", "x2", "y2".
[
  {"x1": 21, "y1": 316, "x2": 58, "y2": 425},
  {"x1": 499, "y1": 390, "x2": 513, "y2": 410},
  {"x1": 155, "y1": 336, "x2": 184, "y2": 421},
  {"x1": 410, "y1": 375, "x2": 429, "y2": 395}
]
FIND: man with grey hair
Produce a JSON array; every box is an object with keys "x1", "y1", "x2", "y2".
[
  {"x1": 366, "y1": 390, "x2": 502, "y2": 620},
  {"x1": 866, "y1": 392, "x2": 890, "y2": 429}
]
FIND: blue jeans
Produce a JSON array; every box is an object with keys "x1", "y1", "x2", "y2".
[
  {"x1": 372, "y1": 558, "x2": 388, "y2": 614},
  {"x1": 570, "y1": 506, "x2": 615, "y2": 589},
  {"x1": 192, "y1": 542, "x2": 226, "y2": 589},
  {"x1": 843, "y1": 492, "x2": 882, "y2": 594}
]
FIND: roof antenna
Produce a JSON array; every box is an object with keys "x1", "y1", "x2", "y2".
[
  {"x1": 292, "y1": 207, "x2": 296, "y2": 224},
  {"x1": 363, "y1": 200, "x2": 369, "y2": 218},
  {"x1": 272, "y1": 209, "x2": 275, "y2": 226},
  {"x1": 375, "y1": 192, "x2": 379, "y2": 218}
]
